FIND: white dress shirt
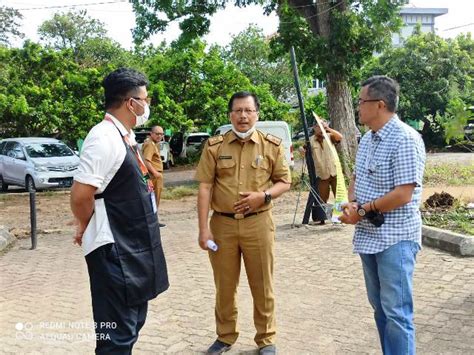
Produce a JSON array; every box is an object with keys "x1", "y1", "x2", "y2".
[{"x1": 74, "y1": 114, "x2": 136, "y2": 256}]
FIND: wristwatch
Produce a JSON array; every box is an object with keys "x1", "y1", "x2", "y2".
[
  {"x1": 263, "y1": 191, "x2": 272, "y2": 204},
  {"x1": 357, "y1": 204, "x2": 367, "y2": 217}
]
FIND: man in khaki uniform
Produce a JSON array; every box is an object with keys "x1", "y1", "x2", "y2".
[
  {"x1": 309, "y1": 120, "x2": 342, "y2": 204},
  {"x1": 142, "y1": 125, "x2": 166, "y2": 227},
  {"x1": 196, "y1": 92, "x2": 291, "y2": 355}
]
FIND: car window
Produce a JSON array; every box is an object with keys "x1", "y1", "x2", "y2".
[
  {"x1": 187, "y1": 135, "x2": 209, "y2": 144},
  {"x1": 3, "y1": 141, "x2": 18, "y2": 156},
  {"x1": 0, "y1": 141, "x2": 7, "y2": 155},
  {"x1": 25, "y1": 143, "x2": 74, "y2": 158}
]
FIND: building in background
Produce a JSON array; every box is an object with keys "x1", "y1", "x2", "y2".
[{"x1": 392, "y1": 7, "x2": 448, "y2": 47}]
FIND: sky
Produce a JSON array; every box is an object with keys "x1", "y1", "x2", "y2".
[{"x1": 3, "y1": 0, "x2": 474, "y2": 49}]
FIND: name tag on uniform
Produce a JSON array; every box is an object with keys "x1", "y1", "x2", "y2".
[
  {"x1": 150, "y1": 192, "x2": 157, "y2": 214},
  {"x1": 218, "y1": 156, "x2": 232, "y2": 160}
]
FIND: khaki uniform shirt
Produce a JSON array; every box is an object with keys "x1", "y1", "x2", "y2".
[
  {"x1": 195, "y1": 130, "x2": 291, "y2": 213},
  {"x1": 142, "y1": 138, "x2": 163, "y2": 172},
  {"x1": 310, "y1": 135, "x2": 337, "y2": 180}
]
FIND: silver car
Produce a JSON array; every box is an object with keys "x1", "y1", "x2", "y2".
[{"x1": 0, "y1": 137, "x2": 80, "y2": 192}]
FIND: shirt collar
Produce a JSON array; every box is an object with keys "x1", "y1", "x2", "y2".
[
  {"x1": 105, "y1": 112, "x2": 136, "y2": 144},
  {"x1": 228, "y1": 130, "x2": 260, "y2": 144},
  {"x1": 371, "y1": 114, "x2": 398, "y2": 142}
]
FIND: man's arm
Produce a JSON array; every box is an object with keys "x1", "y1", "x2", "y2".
[
  {"x1": 197, "y1": 182, "x2": 213, "y2": 250},
  {"x1": 142, "y1": 142, "x2": 162, "y2": 178},
  {"x1": 144, "y1": 159, "x2": 162, "y2": 179},
  {"x1": 70, "y1": 181, "x2": 97, "y2": 245},
  {"x1": 234, "y1": 181, "x2": 290, "y2": 214},
  {"x1": 348, "y1": 174, "x2": 356, "y2": 202},
  {"x1": 340, "y1": 184, "x2": 415, "y2": 224}
]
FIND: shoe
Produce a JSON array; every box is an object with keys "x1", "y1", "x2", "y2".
[
  {"x1": 259, "y1": 344, "x2": 276, "y2": 355},
  {"x1": 158, "y1": 223, "x2": 166, "y2": 228},
  {"x1": 206, "y1": 339, "x2": 232, "y2": 354}
]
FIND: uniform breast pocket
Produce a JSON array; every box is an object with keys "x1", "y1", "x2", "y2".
[
  {"x1": 251, "y1": 157, "x2": 271, "y2": 181},
  {"x1": 371, "y1": 160, "x2": 393, "y2": 189},
  {"x1": 216, "y1": 159, "x2": 236, "y2": 177}
]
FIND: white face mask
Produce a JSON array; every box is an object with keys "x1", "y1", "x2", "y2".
[
  {"x1": 130, "y1": 99, "x2": 150, "y2": 127},
  {"x1": 232, "y1": 124, "x2": 256, "y2": 140}
]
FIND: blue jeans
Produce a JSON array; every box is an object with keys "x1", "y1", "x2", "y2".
[{"x1": 360, "y1": 241, "x2": 420, "y2": 355}]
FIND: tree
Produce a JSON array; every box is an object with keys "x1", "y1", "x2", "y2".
[
  {"x1": 141, "y1": 40, "x2": 289, "y2": 133},
  {"x1": 38, "y1": 10, "x2": 107, "y2": 59},
  {"x1": 222, "y1": 25, "x2": 294, "y2": 102},
  {"x1": 130, "y1": 0, "x2": 402, "y2": 175},
  {"x1": 363, "y1": 31, "x2": 474, "y2": 147},
  {"x1": 0, "y1": 41, "x2": 104, "y2": 145},
  {"x1": 0, "y1": 6, "x2": 24, "y2": 46}
]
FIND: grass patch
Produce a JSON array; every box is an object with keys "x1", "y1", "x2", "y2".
[
  {"x1": 162, "y1": 184, "x2": 198, "y2": 200},
  {"x1": 424, "y1": 163, "x2": 474, "y2": 186},
  {"x1": 422, "y1": 203, "x2": 474, "y2": 236}
]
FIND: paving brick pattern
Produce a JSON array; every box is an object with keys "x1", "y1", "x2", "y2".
[{"x1": 1, "y1": 200, "x2": 473, "y2": 354}]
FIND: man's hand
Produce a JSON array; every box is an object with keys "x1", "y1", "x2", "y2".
[
  {"x1": 339, "y1": 202, "x2": 361, "y2": 225},
  {"x1": 73, "y1": 220, "x2": 87, "y2": 246},
  {"x1": 198, "y1": 228, "x2": 214, "y2": 250},
  {"x1": 234, "y1": 191, "x2": 265, "y2": 214},
  {"x1": 154, "y1": 171, "x2": 163, "y2": 179}
]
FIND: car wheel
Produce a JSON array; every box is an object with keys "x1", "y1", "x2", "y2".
[
  {"x1": 164, "y1": 160, "x2": 171, "y2": 170},
  {"x1": 0, "y1": 175, "x2": 8, "y2": 192},
  {"x1": 25, "y1": 175, "x2": 36, "y2": 192}
]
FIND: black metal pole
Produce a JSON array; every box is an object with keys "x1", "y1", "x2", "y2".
[
  {"x1": 29, "y1": 190, "x2": 37, "y2": 250},
  {"x1": 289, "y1": 46, "x2": 325, "y2": 224}
]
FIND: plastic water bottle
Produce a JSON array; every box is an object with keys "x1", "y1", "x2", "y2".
[{"x1": 207, "y1": 240, "x2": 218, "y2": 252}]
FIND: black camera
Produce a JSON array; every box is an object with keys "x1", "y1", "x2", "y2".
[{"x1": 365, "y1": 210, "x2": 385, "y2": 227}]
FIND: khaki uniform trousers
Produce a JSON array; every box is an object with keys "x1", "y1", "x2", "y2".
[
  {"x1": 318, "y1": 175, "x2": 337, "y2": 203},
  {"x1": 150, "y1": 174, "x2": 163, "y2": 206},
  {"x1": 209, "y1": 210, "x2": 276, "y2": 348}
]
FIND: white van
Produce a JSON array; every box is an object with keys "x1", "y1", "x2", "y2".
[{"x1": 214, "y1": 121, "x2": 294, "y2": 168}]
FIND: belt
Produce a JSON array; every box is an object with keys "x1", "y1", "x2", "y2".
[{"x1": 214, "y1": 211, "x2": 265, "y2": 220}]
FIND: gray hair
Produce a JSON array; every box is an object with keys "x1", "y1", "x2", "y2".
[{"x1": 362, "y1": 75, "x2": 399, "y2": 113}]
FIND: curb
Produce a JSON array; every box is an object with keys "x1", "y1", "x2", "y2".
[
  {"x1": 422, "y1": 225, "x2": 474, "y2": 256},
  {"x1": 0, "y1": 225, "x2": 15, "y2": 252}
]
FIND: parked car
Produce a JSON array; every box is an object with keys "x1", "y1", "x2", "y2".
[
  {"x1": 0, "y1": 137, "x2": 80, "y2": 192},
  {"x1": 170, "y1": 132, "x2": 210, "y2": 158},
  {"x1": 215, "y1": 121, "x2": 294, "y2": 168},
  {"x1": 134, "y1": 129, "x2": 174, "y2": 169},
  {"x1": 159, "y1": 141, "x2": 174, "y2": 169}
]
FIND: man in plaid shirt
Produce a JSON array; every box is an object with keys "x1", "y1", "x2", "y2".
[{"x1": 340, "y1": 76, "x2": 425, "y2": 355}]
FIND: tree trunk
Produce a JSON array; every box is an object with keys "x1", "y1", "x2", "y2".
[
  {"x1": 289, "y1": 0, "x2": 359, "y2": 176},
  {"x1": 315, "y1": 0, "x2": 358, "y2": 176},
  {"x1": 325, "y1": 72, "x2": 359, "y2": 176}
]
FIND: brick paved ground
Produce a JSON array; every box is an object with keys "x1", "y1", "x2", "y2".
[{"x1": 0, "y1": 194, "x2": 473, "y2": 354}]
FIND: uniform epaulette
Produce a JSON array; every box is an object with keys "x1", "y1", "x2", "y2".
[
  {"x1": 208, "y1": 135, "x2": 224, "y2": 146},
  {"x1": 265, "y1": 133, "x2": 282, "y2": 146}
]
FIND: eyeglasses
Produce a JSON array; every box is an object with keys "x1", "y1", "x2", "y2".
[
  {"x1": 152, "y1": 132, "x2": 164, "y2": 136},
  {"x1": 358, "y1": 98, "x2": 383, "y2": 106},
  {"x1": 130, "y1": 97, "x2": 152, "y2": 105},
  {"x1": 231, "y1": 108, "x2": 258, "y2": 115}
]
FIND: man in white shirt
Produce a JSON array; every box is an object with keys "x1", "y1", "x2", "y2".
[{"x1": 70, "y1": 68, "x2": 169, "y2": 354}]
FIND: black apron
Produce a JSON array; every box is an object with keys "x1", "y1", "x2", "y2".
[{"x1": 95, "y1": 134, "x2": 169, "y2": 306}]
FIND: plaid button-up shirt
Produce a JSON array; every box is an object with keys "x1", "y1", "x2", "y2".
[{"x1": 353, "y1": 116, "x2": 426, "y2": 254}]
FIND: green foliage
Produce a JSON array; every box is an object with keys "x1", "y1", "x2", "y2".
[
  {"x1": 161, "y1": 184, "x2": 198, "y2": 200},
  {"x1": 422, "y1": 202, "x2": 474, "y2": 236},
  {"x1": 0, "y1": 6, "x2": 24, "y2": 46},
  {"x1": 222, "y1": 25, "x2": 295, "y2": 102},
  {"x1": 363, "y1": 32, "x2": 474, "y2": 147},
  {"x1": 38, "y1": 10, "x2": 107, "y2": 52},
  {"x1": 0, "y1": 41, "x2": 104, "y2": 146},
  {"x1": 424, "y1": 163, "x2": 474, "y2": 186},
  {"x1": 434, "y1": 98, "x2": 474, "y2": 145},
  {"x1": 142, "y1": 39, "x2": 290, "y2": 133}
]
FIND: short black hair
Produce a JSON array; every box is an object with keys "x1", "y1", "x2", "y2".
[
  {"x1": 227, "y1": 91, "x2": 260, "y2": 113},
  {"x1": 103, "y1": 67, "x2": 149, "y2": 109},
  {"x1": 362, "y1": 75, "x2": 399, "y2": 113}
]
